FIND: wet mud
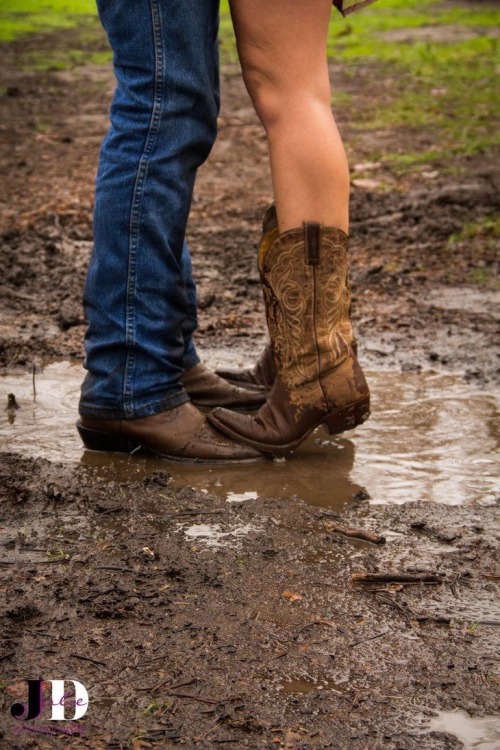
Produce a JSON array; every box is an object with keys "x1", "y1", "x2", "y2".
[
  {"x1": 0, "y1": 21, "x2": 499, "y2": 750},
  {"x1": 0, "y1": 453, "x2": 499, "y2": 748}
]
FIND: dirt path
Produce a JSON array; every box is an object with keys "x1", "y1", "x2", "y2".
[{"x1": 0, "y1": 25, "x2": 499, "y2": 750}]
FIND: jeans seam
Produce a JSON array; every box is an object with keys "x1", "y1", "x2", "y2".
[{"x1": 123, "y1": 0, "x2": 164, "y2": 418}]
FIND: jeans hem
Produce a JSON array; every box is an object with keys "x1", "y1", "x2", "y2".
[
  {"x1": 79, "y1": 389, "x2": 190, "y2": 421},
  {"x1": 183, "y1": 352, "x2": 200, "y2": 371}
]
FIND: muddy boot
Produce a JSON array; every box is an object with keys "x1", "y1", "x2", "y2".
[
  {"x1": 215, "y1": 341, "x2": 276, "y2": 390},
  {"x1": 182, "y1": 363, "x2": 266, "y2": 409},
  {"x1": 216, "y1": 204, "x2": 358, "y2": 392},
  {"x1": 77, "y1": 401, "x2": 264, "y2": 463},
  {"x1": 208, "y1": 222, "x2": 370, "y2": 454},
  {"x1": 216, "y1": 204, "x2": 279, "y2": 390}
]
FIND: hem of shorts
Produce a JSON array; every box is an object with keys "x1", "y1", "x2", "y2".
[
  {"x1": 338, "y1": 0, "x2": 377, "y2": 16},
  {"x1": 79, "y1": 390, "x2": 190, "y2": 421}
]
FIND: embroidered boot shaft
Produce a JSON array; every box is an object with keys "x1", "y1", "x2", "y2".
[{"x1": 208, "y1": 222, "x2": 370, "y2": 454}]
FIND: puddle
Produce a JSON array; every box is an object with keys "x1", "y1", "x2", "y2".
[
  {"x1": 425, "y1": 286, "x2": 500, "y2": 315},
  {"x1": 429, "y1": 710, "x2": 500, "y2": 750},
  {"x1": 0, "y1": 360, "x2": 498, "y2": 510}
]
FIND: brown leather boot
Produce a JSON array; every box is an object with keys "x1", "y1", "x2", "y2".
[
  {"x1": 216, "y1": 204, "x2": 357, "y2": 394},
  {"x1": 77, "y1": 401, "x2": 264, "y2": 463},
  {"x1": 215, "y1": 341, "x2": 276, "y2": 389},
  {"x1": 208, "y1": 222, "x2": 370, "y2": 454},
  {"x1": 215, "y1": 204, "x2": 279, "y2": 390},
  {"x1": 182, "y1": 363, "x2": 266, "y2": 409}
]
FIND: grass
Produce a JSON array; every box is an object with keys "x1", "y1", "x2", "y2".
[
  {"x1": 1, "y1": 0, "x2": 498, "y2": 169},
  {"x1": 0, "y1": 0, "x2": 97, "y2": 41}
]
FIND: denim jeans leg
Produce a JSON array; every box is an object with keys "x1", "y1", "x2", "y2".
[
  {"x1": 181, "y1": 241, "x2": 201, "y2": 371},
  {"x1": 80, "y1": 0, "x2": 220, "y2": 419}
]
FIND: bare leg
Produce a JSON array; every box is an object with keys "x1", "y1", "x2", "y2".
[{"x1": 230, "y1": 0, "x2": 349, "y2": 233}]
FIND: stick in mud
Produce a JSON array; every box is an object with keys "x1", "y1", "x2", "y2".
[
  {"x1": 325, "y1": 522, "x2": 386, "y2": 545},
  {"x1": 352, "y1": 572, "x2": 445, "y2": 584}
]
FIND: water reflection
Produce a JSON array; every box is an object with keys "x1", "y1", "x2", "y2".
[
  {"x1": 79, "y1": 434, "x2": 365, "y2": 513},
  {"x1": 429, "y1": 710, "x2": 500, "y2": 750}
]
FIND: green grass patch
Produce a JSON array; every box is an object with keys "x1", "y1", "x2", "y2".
[
  {"x1": 25, "y1": 47, "x2": 110, "y2": 71},
  {"x1": 0, "y1": 0, "x2": 97, "y2": 41},
  {"x1": 0, "y1": 0, "x2": 109, "y2": 71},
  {"x1": 325, "y1": 0, "x2": 498, "y2": 168},
  {"x1": 452, "y1": 217, "x2": 500, "y2": 242}
]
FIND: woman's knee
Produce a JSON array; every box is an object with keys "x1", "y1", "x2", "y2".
[
  {"x1": 245, "y1": 71, "x2": 331, "y2": 134},
  {"x1": 238, "y1": 43, "x2": 330, "y2": 131}
]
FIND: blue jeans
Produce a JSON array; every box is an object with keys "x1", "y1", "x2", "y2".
[{"x1": 80, "y1": 0, "x2": 220, "y2": 419}]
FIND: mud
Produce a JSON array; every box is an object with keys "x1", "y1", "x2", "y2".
[
  {"x1": 0, "y1": 453, "x2": 499, "y2": 748},
  {"x1": 0, "y1": 20, "x2": 499, "y2": 750}
]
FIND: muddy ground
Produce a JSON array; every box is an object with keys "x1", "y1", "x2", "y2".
[{"x1": 0, "y1": 20, "x2": 499, "y2": 750}]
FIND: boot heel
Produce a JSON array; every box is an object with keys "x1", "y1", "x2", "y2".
[
  {"x1": 76, "y1": 421, "x2": 137, "y2": 454},
  {"x1": 323, "y1": 394, "x2": 370, "y2": 436}
]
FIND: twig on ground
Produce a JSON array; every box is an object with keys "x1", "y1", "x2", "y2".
[
  {"x1": 69, "y1": 652, "x2": 107, "y2": 667},
  {"x1": 326, "y1": 522, "x2": 386, "y2": 545},
  {"x1": 349, "y1": 628, "x2": 390, "y2": 648},
  {"x1": 164, "y1": 692, "x2": 222, "y2": 705},
  {"x1": 352, "y1": 572, "x2": 445, "y2": 584}
]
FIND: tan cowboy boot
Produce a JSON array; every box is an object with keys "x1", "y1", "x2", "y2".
[
  {"x1": 215, "y1": 341, "x2": 276, "y2": 389},
  {"x1": 208, "y1": 222, "x2": 370, "y2": 454},
  {"x1": 183, "y1": 363, "x2": 266, "y2": 409},
  {"x1": 216, "y1": 204, "x2": 357, "y2": 392}
]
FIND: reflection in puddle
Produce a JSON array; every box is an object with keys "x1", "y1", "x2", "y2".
[
  {"x1": 226, "y1": 491, "x2": 258, "y2": 503},
  {"x1": 0, "y1": 360, "x2": 498, "y2": 510},
  {"x1": 352, "y1": 371, "x2": 499, "y2": 506},
  {"x1": 429, "y1": 710, "x2": 500, "y2": 750}
]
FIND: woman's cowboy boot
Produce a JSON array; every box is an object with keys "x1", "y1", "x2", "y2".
[
  {"x1": 208, "y1": 222, "x2": 370, "y2": 454},
  {"x1": 215, "y1": 204, "x2": 279, "y2": 390},
  {"x1": 216, "y1": 204, "x2": 358, "y2": 393},
  {"x1": 182, "y1": 363, "x2": 266, "y2": 409},
  {"x1": 216, "y1": 341, "x2": 276, "y2": 390}
]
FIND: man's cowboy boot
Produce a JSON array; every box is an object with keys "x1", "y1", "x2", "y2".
[
  {"x1": 183, "y1": 363, "x2": 266, "y2": 409},
  {"x1": 77, "y1": 401, "x2": 263, "y2": 463},
  {"x1": 208, "y1": 222, "x2": 370, "y2": 454}
]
